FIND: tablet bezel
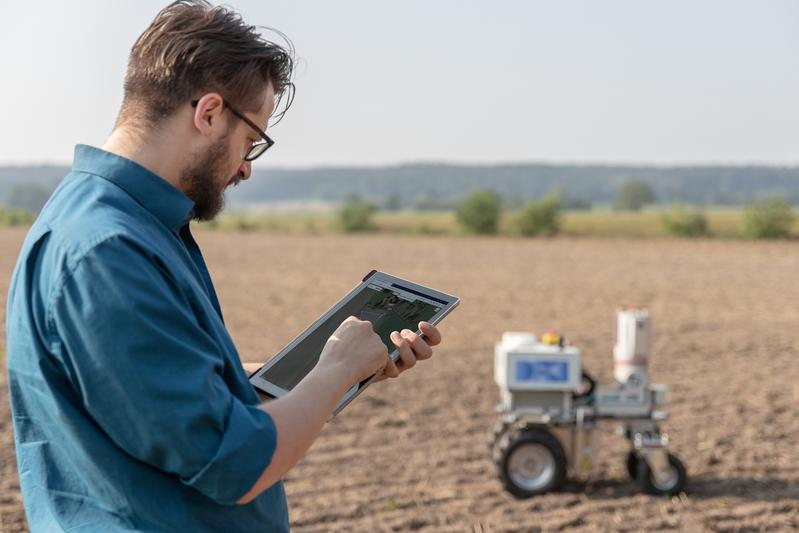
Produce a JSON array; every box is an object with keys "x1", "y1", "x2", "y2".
[{"x1": 249, "y1": 270, "x2": 459, "y2": 415}]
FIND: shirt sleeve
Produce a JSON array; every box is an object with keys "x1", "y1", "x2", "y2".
[{"x1": 48, "y1": 234, "x2": 276, "y2": 505}]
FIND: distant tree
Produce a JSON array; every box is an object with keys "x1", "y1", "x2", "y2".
[
  {"x1": 413, "y1": 195, "x2": 450, "y2": 211},
  {"x1": 336, "y1": 195, "x2": 377, "y2": 232},
  {"x1": 503, "y1": 195, "x2": 525, "y2": 210},
  {"x1": 561, "y1": 197, "x2": 592, "y2": 211},
  {"x1": 383, "y1": 193, "x2": 401, "y2": 211},
  {"x1": 456, "y1": 189, "x2": 501, "y2": 235},
  {"x1": 516, "y1": 196, "x2": 562, "y2": 237},
  {"x1": 741, "y1": 197, "x2": 794, "y2": 239},
  {"x1": 540, "y1": 187, "x2": 587, "y2": 210},
  {"x1": 614, "y1": 180, "x2": 655, "y2": 211},
  {"x1": 660, "y1": 204, "x2": 708, "y2": 237},
  {"x1": 9, "y1": 185, "x2": 50, "y2": 213}
]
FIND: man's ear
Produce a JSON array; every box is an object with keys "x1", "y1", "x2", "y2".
[{"x1": 192, "y1": 93, "x2": 225, "y2": 136}]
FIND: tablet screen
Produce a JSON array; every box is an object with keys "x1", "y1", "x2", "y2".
[{"x1": 260, "y1": 281, "x2": 444, "y2": 392}]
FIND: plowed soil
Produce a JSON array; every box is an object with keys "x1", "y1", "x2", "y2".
[{"x1": 1, "y1": 228, "x2": 797, "y2": 532}]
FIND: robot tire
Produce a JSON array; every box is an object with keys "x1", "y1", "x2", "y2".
[
  {"x1": 495, "y1": 427, "x2": 567, "y2": 498},
  {"x1": 634, "y1": 453, "x2": 687, "y2": 496}
]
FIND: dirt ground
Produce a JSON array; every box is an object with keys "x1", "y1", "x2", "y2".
[{"x1": 1, "y1": 228, "x2": 797, "y2": 532}]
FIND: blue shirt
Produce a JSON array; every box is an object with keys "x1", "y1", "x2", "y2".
[{"x1": 6, "y1": 145, "x2": 289, "y2": 532}]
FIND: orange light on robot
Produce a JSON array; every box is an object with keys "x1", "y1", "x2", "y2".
[{"x1": 541, "y1": 330, "x2": 562, "y2": 346}]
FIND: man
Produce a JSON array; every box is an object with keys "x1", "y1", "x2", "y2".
[{"x1": 5, "y1": 1, "x2": 442, "y2": 531}]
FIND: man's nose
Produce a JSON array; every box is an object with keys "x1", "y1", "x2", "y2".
[{"x1": 237, "y1": 160, "x2": 252, "y2": 181}]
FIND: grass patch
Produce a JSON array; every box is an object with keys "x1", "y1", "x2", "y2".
[{"x1": 96, "y1": 207, "x2": 799, "y2": 240}]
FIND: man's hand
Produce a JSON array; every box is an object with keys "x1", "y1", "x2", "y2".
[
  {"x1": 379, "y1": 321, "x2": 442, "y2": 380},
  {"x1": 318, "y1": 316, "x2": 389, "y2": 384},
  {"x1": 243, "y1": 319, "x2": 442, "y2": 384}
]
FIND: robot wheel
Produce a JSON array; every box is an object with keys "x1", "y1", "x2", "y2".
[
  {"x1": 628, "y1": 452, "x2": 687, "y2": 496},
  {"x1": 495, "y1": 426, "x2": 567, "y2": 498}
]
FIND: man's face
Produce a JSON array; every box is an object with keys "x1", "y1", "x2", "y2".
[{"x1": 182, "y1": 83, "x2": 276, "y2": 221}]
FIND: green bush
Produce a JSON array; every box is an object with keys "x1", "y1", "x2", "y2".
[
  {"x1": 455, "y1": 189, "x2": 501, "y2": 235},
  {"x1": 660, "y1": 204, "x2": 708, "y2": 237},
  {"x1": 0, "y1": 208, "x2": 35, "y2": 227},
  {"x1": 741, "y1": 197, "x2": 795, "y2": 239},
  {"x1": 614, "y1": 180, "x2": 655, "y2": 211},
  {"x1": 516, "y1": 196, "x2": 562, "y2": 236},
  {"x1": 336, "y1": 196, "x2": 377, "y2": 232}
]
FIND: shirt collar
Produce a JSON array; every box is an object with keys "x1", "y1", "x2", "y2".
[{"x1": 71, "y1": 144, "x2": 195, "y2": 231}]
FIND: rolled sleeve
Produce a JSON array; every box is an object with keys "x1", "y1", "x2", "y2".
[
  {"x1": 48, "y1": 235, "x2": 275, "y2": 504},
  {"x1": 186, "y1": 400, "x2": 277, "y2": 504}
]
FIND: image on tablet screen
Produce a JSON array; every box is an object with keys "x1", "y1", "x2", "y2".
[{"x1": 260, "y1": 284, "x2": 442, "y2": 392}]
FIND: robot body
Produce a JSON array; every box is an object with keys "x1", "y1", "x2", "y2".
[{"x1": 490, "y1": 309, "x2": 687, "y2": 497}]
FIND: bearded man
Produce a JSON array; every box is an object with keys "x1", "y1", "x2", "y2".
[{"x1": 5, "y1": 2, "x2": 441, "y2": 531}]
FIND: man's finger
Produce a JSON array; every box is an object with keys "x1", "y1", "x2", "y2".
[
  {"x1": 383, "y1": 356, "x2": 400, "y2": 378},
  {"x1": 391, "y1": 331, "x2": 417, "y2": 370},
  {"x1": 419, "y1": 321, "x2": 442, "y2": 347},
  {"x1": 401, "y1": 329, "x2": 433, "y2": 360}
]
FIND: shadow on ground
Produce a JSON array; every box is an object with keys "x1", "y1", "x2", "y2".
[{"x1": 562, "y1": 476, "x2": 799, "y2": 502}]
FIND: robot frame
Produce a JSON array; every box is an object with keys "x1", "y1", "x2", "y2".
[{"x1": 489, "y1": 308, "x2": 687, "y2": 498}]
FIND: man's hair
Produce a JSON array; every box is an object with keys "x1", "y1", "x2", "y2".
[{"x1": 118, "y1": 0, "x2": 294, "y2": 128}]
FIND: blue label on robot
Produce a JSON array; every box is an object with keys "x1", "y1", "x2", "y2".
[{"x1": 514, "y1": 360, "x2": 569, "y2": 383}]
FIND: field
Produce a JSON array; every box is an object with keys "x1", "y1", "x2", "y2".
[{"x1": 1, "y1": 228, "x2": 798, "y2": 532}]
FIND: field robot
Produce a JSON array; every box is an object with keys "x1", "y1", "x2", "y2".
[{"x1": 489, "y1": 309, "x2": 687, "y2": 498}]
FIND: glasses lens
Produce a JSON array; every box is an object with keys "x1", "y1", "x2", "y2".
[{"x1": 245, "y1": 142, "x2": 270, "y2": 161}]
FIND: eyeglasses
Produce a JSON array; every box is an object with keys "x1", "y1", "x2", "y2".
[{"x1": 191, "y1": 98, "x2": 275, "y2": 161}]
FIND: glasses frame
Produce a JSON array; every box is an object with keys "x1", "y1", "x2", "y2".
[{"x1": 190, "y1": 98, "x2": 275, "y2": 161}]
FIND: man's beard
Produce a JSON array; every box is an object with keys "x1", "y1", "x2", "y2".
[{"x1": 180, "y1": 137, "x2": 236, "y2": 222}]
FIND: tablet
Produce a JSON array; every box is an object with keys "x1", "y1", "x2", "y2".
[{"x1": 249, "y1": 270, "x2": 460, "y2": 415}]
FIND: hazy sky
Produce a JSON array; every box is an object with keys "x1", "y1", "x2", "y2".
[{"x1": 1, "y1": 0, "x2": 797, "y2": 167}]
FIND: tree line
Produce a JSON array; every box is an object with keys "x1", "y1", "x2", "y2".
[{"x1": 335, "y1": 183, "x2": 796, "y2": 240}]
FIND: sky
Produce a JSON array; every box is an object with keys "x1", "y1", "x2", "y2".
[{"x1": 1, "y1": 0, "x2": 797, "y2": 168}]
